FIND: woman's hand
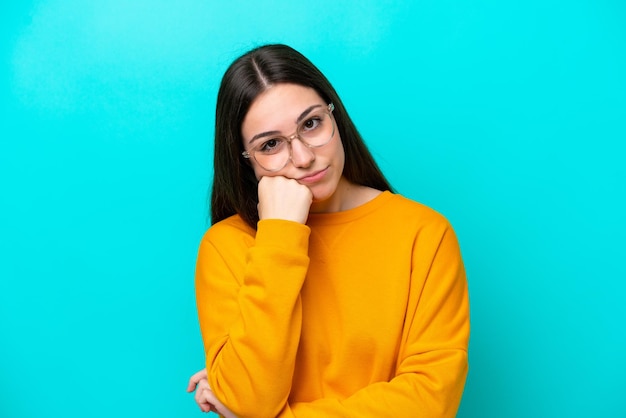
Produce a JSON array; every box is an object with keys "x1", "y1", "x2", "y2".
[
  {"x1": 257, "y1": 176, "x2": 312, "y2": 224},
  {"x1": 186, "y1": 368, "x2": 236, "y2": 417},
  {"x1": 186, "y1": 369, "x2": 212, "y2": 413}
]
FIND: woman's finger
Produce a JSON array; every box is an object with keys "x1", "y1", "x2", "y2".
[
  {"x1": 194, "y1": 380, "x2": 209, "y2": 402},
  {"x1": 195, "y1": 387, "x2": 214, "y2": 412},
  {"x1": 186, "y1": 368, "x2": 208, "y2": 392}
]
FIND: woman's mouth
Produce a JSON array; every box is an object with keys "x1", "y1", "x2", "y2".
[{"x1": 297, "y1": 167, "x2": 328, "y2": 184}]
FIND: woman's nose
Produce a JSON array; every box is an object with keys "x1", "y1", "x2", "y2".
[{"x1": 289, "y1": 138, "x2": 315, "y2": 168}]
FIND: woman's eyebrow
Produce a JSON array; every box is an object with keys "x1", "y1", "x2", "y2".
[
  {"x1": 250, "y1": 130, "x2": 281, "y2": 144},
  {"x1": 296, "y1": 104, "x2": 323, "y2": 124},
  {"x1": 248, "y1": 104, "x2": 323, "y2": 145}
]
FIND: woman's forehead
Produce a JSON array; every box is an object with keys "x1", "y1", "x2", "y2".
[{"x1": 242, "y1": 84, "x2": 324, "y2": 135}]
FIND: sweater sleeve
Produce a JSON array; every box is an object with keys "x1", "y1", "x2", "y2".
[
  {"x1": 195, "y1": 219, "x2": 311, "y2": 418},
  {"x1": 278, "y1": 221, "x2": 470, "y2": 418}
]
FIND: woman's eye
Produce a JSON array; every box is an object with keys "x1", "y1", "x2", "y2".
[
  {"x1": 302, "y1": 116, "x2": 321, "y2": 131},
  {"x1": 258, "y1": 138, "x2": 284, "y2": 153}
]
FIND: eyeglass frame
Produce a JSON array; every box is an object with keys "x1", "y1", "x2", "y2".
[{"x1": 241, "y1": 103, "x2": 336, "y2": 172}]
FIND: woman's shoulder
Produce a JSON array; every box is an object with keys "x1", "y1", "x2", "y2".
[
  {"x1": 384, "y1": 192, "x2": 451, "y2": 227},
  {"x1": 200, "y1": 214, "x2": 256, "y2": 247},
  {"x1": 377, "y1": 194, "x2": 460, "y2": 251}
]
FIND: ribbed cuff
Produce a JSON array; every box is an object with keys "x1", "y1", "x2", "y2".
[{"x1": 255, "y1": 219, "x2": 311, "y2": 253}]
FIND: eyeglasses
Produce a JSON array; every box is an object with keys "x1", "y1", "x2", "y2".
[{"x1": 242, "y1": 103, "x2": 335, "y2": 172}]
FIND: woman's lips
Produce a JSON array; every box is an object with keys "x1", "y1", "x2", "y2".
[{"x1": 297, "y1": 167, "x2": 328, "y2": 184}]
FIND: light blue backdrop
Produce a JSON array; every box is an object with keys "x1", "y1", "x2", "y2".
[{"x1": 1, "y1": 1, "x2": 624, "y2": 417}]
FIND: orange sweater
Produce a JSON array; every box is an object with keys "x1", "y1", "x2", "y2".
[{"x1": 195, "y1": 191, "x2": 469, "y2": 417}]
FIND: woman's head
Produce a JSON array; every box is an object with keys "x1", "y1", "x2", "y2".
[{"x1": 211, "y1": 44, "x2": 392, "y2": 228}]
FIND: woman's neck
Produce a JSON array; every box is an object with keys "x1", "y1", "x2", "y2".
[{"x1": 310, "y1": 177, "x2": 382, "y2": 213}]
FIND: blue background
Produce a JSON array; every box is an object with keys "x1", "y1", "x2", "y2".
[{"x1": 1, "y1": 1, "x2": 625, "y2": 417}]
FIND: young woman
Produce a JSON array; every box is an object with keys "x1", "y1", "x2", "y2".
[{"x1": 186, "y1": 44, "x2": 470, "y2": 417}]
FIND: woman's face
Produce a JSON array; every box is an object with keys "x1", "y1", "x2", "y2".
[{"x1": 241, "y1": 83, "x2": 347, "y2": 212}]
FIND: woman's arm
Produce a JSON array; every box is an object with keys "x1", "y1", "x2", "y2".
[{"x1": 196, "y1": 218, "x2": 311, "y2": 418}]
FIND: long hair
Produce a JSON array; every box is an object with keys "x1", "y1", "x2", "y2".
[{"x1": 211, "y1": 44, "x2": 393, "y2": 229}]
